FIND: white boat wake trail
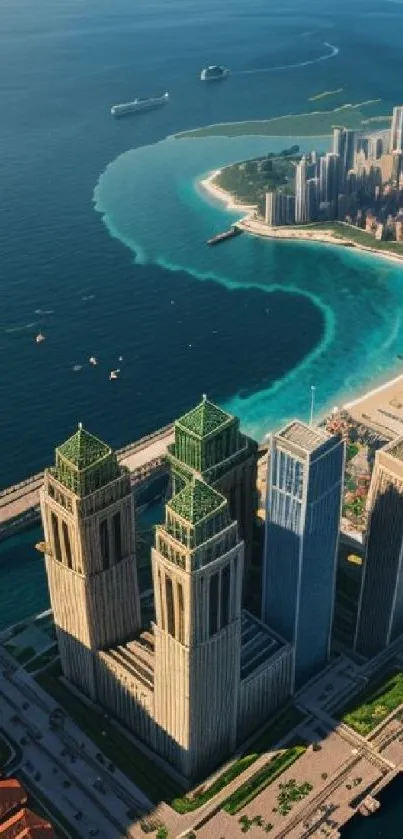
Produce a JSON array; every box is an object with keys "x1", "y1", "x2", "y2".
[{"x1": 234, "y1": 42, "x2": 339, "y2": 75}]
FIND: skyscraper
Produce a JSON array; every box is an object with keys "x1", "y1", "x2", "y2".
[
  {"x1": 390, "y1": 106, "x2": 403, "y2": 152},
  {"x1": 295, "y1": 156, "x2": 309, "y2": 224},
  {"x1": 343, "y1": 130, "x2": 356, "y2": 174},
  {"x1": 355, "y1": 438, "x2": 403, "y2": 658},
  {"x1": 167, "y1": 396, "x2": 258, "y2": 583},
  {"x1": 262, "y1": 421, "x2": 344, "y2": 687},
  {"x1": 319, "y1": 153, "x2": 341, "y2": 208},
  {"x1": 40, "y1": 425, "x2": 141, "y2": 698},
  {"x1": 152, "y1": 478, "x2": 243, "y2": 777},
  {"x1": 332, "y1": 127, "x2": 345, "y2": 159},
  {"x1": 265, "y1": 191, "x2": 284, "y2": 226}
]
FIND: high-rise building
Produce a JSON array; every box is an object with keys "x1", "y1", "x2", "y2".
[
  {"x1": 332, "y1": 128, "x2": 345, "y2": 159},
  {"x1": 167, "y1": 396, "x2": 258, "y2": 582},
  {"x1": 355, "y1": 438, "x2": 403, "y2": 658},
  {"x1": 40, "y1": 424, "x2": 293, "y2": 780},
  {"x1": 307, "y1": 177, "x2": 318, "y2": 222},
  {"x1": 319, "y1": 153, "x2": 340, "y2": 209},
  {"x1": 390, "y1": 106, "x2": 403, "y2": 152},
  {"x1": 391, "y1": 150, "x2": 403, "y2": 187},
  {"x1": 152, "y1": 478, "x2": 243, "y2": 777},
  {"x1": 40, "y1": 425, "x2": 142, "y2": 698},
  {"x1": 343, "y1": 130, "x2": 356, "y2": 175},
  {"x1": 262, "y1": 421, "x2": 344, "y2": 687},
  {"x1": 295, "y1": 156, "x2": 309, "y2": 224},
  {"x1": 265, "y1": 191, "x2": 284, "y2": 226}
]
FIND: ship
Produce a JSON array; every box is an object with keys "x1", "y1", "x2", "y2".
[
  {"x1": 110, "y1": 92, "x2": 169, "y2": 118},
  {"x1": 201, "y1": 65, "x2": 230, "y2": 82},
  {"x1": 207, "y1": 225, "x2": 242, "y2": 246}
]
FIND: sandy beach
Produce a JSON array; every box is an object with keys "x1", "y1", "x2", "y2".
[{"x1": 199, "y1": 169, "x2": 403, "y2": 268}]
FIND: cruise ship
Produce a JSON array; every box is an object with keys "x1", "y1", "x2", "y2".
[
  {"x1": 110, "y1": 92, "x2": 169, "y2": 118},
  {"x1": 201, "y1": 65, "x2": 230, "y2": 82}
]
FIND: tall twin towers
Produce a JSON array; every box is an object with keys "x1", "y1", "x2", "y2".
[{"x1": 40, "y1": 399, "x2": 345, "y2": 778}]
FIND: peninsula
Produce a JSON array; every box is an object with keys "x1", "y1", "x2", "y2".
[{"x1": 200, "y1": 103, "x2": 403, "y2": 264}]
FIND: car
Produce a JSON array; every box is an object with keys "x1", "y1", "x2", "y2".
[
  {"x1": 89, "y1": 829, "x2": 99, "y2": 837},
  {"x1": 108, "y1": 762, "x2": 115, "y2": 773},
  {"x1": 62, "y1": 780, "x2": 71, "y2": 788},
  {"x1": 34, "y1": 772, "x2": 41, "y2": 781},
  {"x1": 95, "y1": 752, "x2": 104, "y2": 764},
  {"x1": 22, "y1": 702, "x2": 29, "y2": 710},
  {"x1": 74, "y1": 811, "x2": 82, "y2": 821}
]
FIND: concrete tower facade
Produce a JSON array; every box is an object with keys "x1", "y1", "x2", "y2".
[
  {"x1": 295, "y1": 156, "x2": 309, "y2": 224},
  {"x1": 167, "y1": 396, "x2": 258, "y2": 587},
  {"x1": 40, "y1": 425, "x2": 141, "y2": 698},
  {"x1": 152, "y1": 478, "x2": 243, "y2": 778},
  {"x1": 355, "y1": 438, "x2": 403, "y2": 658},
  {"x1": 262, "y1": 421, "x2": 344, "y2": 687},
  {"x1": 391, "y1": 106, "x2": 403, "y2": 152}
]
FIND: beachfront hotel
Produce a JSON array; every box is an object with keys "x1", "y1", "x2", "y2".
[
  {"x1": 355, "y1": 437, "x2": 403, "y2": 657},
  {"x1": 262, "y1": 421, "x2": 345, "y2": 687},
  {"x1": 40, "y1": 400, "x2": 292, "y2": 780}
]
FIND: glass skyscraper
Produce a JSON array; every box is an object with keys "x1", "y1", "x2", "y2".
[{"x1": 262, "y1": 421, "x2": 344, "y2": 687}]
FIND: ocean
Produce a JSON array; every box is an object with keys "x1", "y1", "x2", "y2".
[{"x1": 2, "y1": 0, "x2": 403, "y2": 830}]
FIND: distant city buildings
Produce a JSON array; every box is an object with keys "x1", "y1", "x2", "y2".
[
  {"x1": 262, "y1": 421, "x2": 344, "y2": 687},
  {"x1": 295, "y1": 156, "x2": 309, "y2": 224},
  {"x1": 264, "y1": 103, "x2": 403, "y2": 236},
  {"x1": 355, "y1": 438, "x2": 403, "y2": 658},
  {"x1": 390, "y1": 105, "x2": 403, "y2": 152}
]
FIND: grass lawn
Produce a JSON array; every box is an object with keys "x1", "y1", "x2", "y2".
[
  {"x1": 36, "y1": 670, "x2": 182, "y2": 804},
  {"x1": 303, "y1": 222, "x2": 403, "y2": 258},
  {"x1": 175, "y1": 105, "x2": 390, "y2": 139},
  {"x1": 171, "y1": 704, "x2": 305, "y2": 814},
  {"x1": 222, "y1": 746, "x2": 306, "y2": 815},
  {"x1": 341, "y1": 670, "x2": 403, "y2": 736}
]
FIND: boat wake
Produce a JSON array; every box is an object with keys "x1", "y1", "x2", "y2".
[{"x1": 235, "y1": 42, "x2": 339, "y2": 75}]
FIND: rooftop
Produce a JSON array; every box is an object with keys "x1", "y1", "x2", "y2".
[
  {"x1": 384, "y1": 436, "x2": 403, "y2": 462},
  {"x1": 277, "y1": 420, "x2": 330, "y2": 453},
  {"x1": 240, "y1": 611, "x2": 289, "y2": 680},
  {"x1": 56, "y1": 424, "x2": 111, "y2": 472},
  {"x1": 168, "y1": 477, "x2": 226, "y2": 525},
  {"x1": 176, "y1": 396, "x2": 233, "y2": 438},
  {"x1": 0, "y1": 807, "x2": 55, "y2": 838},
  {"x1": 0, "y1": 780, "x2": 27, "y2": 822}
]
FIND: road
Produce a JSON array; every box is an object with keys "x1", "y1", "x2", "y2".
[
  {"x1": 0, "y1": 426, "x2": 174, "y2": 525},
  {"x1": 0, "y1": 650, "x2": 153, "y2": 838}
]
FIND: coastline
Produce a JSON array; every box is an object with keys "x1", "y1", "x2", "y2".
[
  {"x1": 199, "y1": 168, "x2": 403, "y2": 268},
  {"x1": 199, "y1": 168, "x2": 403, "y2": 428}
]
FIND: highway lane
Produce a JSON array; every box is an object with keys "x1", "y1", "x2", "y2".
[{"x1": 0, "y1": 656, "x2": 154, "y2": 837}]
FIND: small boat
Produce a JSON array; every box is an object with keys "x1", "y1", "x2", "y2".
[
  {"x1": 35, "y1": 332, "x2": 45, "y2": 344},
  {"x1": 201, "y1": 65, "x2": 230, "y2": 82},
  {"x1": 109, "y1": 369, "x2": 120, "y2": 380},
  {"x1": 89, "y1": 356, "x2": 98, "y2": 366},
  {"x1": 118, "y1": 355, "x2": 123, "y2": 362}
]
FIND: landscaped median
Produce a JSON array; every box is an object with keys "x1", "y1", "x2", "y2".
[
  {"x1": 222, "y1": 746, "x2": 306, "y2": 815},
  {"x1": 171, "y1": 705, "x2": 305, "y2": 814},
  {"x1": 340, "y1": 670, "x2": 403, "y2": 736}
]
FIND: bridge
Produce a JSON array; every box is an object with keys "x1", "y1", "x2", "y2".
[{"x1": 0, "y1": 425, "x2": 175, "y2": 537}]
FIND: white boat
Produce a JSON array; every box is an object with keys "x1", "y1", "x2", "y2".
[
  {"x1": 35, "y1": 332, "x2": 45, "y2": 344},
  {"x1": 89, "y1": 356, "x2": 98, "y2": 366},
  {"x1": 109, "y1": 369, "x2": 120, "y2": 380},
  {"x1": 201, "y1": 65, "x2": 230, "y2": 81},
  {"x1": 110, "y1": 92, "x2": 169, "y2": 118}
]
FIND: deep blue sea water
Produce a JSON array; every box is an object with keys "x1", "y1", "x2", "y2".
[{"x1": 2, "y1": 1, "x2": 403, "y2": 828}]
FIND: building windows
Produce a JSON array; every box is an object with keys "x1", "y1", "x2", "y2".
[
  {"x1": 177, "y1": 583, "x2": 185, "y2": 643},
  {"x1": 220, "y1": 564, "x2": 231, "y2": 628},
  {"x1": 62, "y1": 521, "x2": 73, "y2": 569},
  {"x1": 165, "y1": 576, "x2": 175, "y2": 637},
  {"x1": 209, "y1": 573, "x2": 219, "y2": 636},
  {"x1": 51, "y1": 512, "x2": 62, "y2": 562},
  {"x1": 113, "y1": 512, "x2": 122, "y2": 562},
  {"x1": 158, "y1": 571, "x2": 165, "y2": 631},
  {"x1": 100, "y1": 520, "x2": 109, "y2": 570}
]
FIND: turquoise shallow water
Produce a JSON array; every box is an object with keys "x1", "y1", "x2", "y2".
[{"x1": 95, "y1": 133, "x2": 403, "y2": 441}]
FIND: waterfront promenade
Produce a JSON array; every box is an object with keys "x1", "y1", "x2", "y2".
[{"x1": 0, "y1": 425, "x2": 175, "y2": 528}]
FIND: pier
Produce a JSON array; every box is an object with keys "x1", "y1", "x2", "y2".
[{"x1": 0, "y1": 424, "x2": 175, "y2": 538}]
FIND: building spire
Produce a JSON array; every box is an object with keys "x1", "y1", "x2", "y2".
[
  {"x1": 78, "y1": 421, "x2": 83, "y2": 430},
  {"x1": 202, "y1": 393, "x2": 207, "y2": 402}
]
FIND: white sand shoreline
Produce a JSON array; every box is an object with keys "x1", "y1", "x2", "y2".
[{"x1": 199, "y1": 169, "x2": 403, "y2": 268}]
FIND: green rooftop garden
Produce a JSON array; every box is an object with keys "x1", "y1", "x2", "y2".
[
  {"x1": 51, "y1": 423, "x2": 120, "y2": 496},
  {"x1": 341, "y1": 670, "x2": 403, "y2": 736},
  {"x1": 168, "y1": 478, "x2": 226, "y2": 525},
  {"x1": 177, "y1": 397, "x2": 233, "y2": 438}
]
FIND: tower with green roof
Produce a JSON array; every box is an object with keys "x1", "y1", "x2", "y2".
[
  {"x1": 40, "y1": 424, "x2": 141, "y2": 698},
  {"x1": 152, "y1": 476, "x2": 243, "y2": 778},
  {"x1": 167, "y1": 395, "x2": 258, "y2": 590}
]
